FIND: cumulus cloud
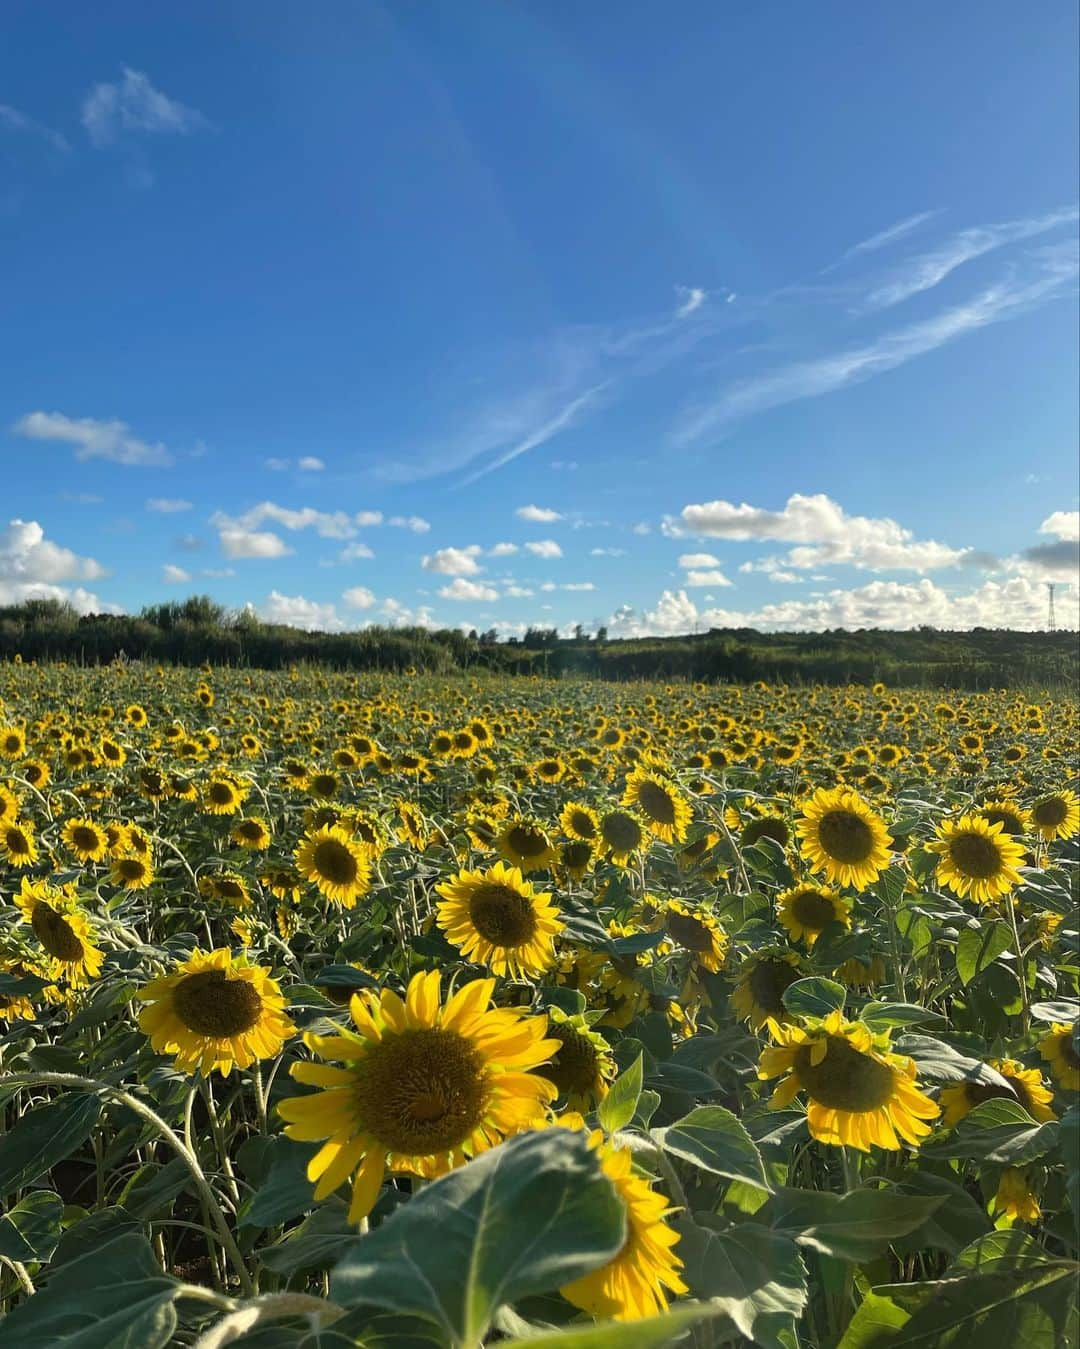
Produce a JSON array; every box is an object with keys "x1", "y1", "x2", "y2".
[
  {"x1": 298, "y1": 456, "x2": 325, "y2": 471},
  {"x1": 381, "y1": 597, "x2": 436, "y2": 628},
  {"x1": 684, "y1": 569, "x2": 733, "y2": 588},
  {"x1": 218, "y1": 528, "x2": 293, "y2": 560},
  {"x1": 342, "y1": 585, "x2": 376, "y2": 609},
  {"x1": 678, "y1": 552, "x2": 721, "y2": 568},
  {"x1": 388, "y1": 515, "x2": 431, "y2": 533},
  {"x1": 0, "y1": 519, "x2": 111, "y2": 611},
  {"x1": 562, "y1": 582, "x2": 596, "y2": 592},
  {"x1": 356, "y1": 511, "x2": 384, "y2": 527},
  {"x1": 147, "y1": 498, "x2": 192, "y2": 513},
  {"x1": 213, "y1": 502, "x2": 359, "y2": 541},
  {"x1": 505, "y1": 584, "x2": 535, "y2": 598},
  {"x1": 591, "y1": 547, "x2": 626, "y2": 557},
  {"x1": 525, "y1": 539, "x2": 563, "y2": 559},
  {"x1": 1040, "y1": 511, "x2": 1080, "y2": 543},
  {"x1": 439, "y1": 578, "x2": 499, "y2": 602},
  {"x1": 15, "y1": 411, "x2": 172, "y2": 466},
  {"x1": 82, "y1": 67, "x2": 210, "y2": 148},
  {"x1": 680, "y1": 492, "x2": 968, "y2": 573},
  {"x1": 339, "y1": 541, "x2": 375, "y2": 561},
  {"x1": 422, "y1": 546, "x2": 483, "y2": 576},
  {"x1": 162, "y1": 564, "x2": 191, "y2": 583},
  {"x1": 489, "y1": 542, "x2": 519, "y2": 557},
  {"x1": 516, "y1": 505, "x2": 564, "y2": 523}
]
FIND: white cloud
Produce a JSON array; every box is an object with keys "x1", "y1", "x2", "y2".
[
  {"x1": 147, "y1": 497, "x2": 193, "y2": 513},
  {"x1": 15, "y1": 411, "x2": 172, "y2": 466},
  {"x1": 201, "y1": 567, "x2": 234, "y2": 578},
  {"x1": 162, "y1": 564, "x2": 191, "y2": 584},
  {"x1": 680, "y1": 492, "x2": 968, "y2": 573},
  {"x1": 839, "y1": 210, "x2": 942, "y2": 260},
  {"x1": 438, "y1": 577, "x2": 499, "y2": 602},
  {"x1": 675, "y1": 286, "x2": 706, "y2": 318},
  {"x1": 525, "y1": 539, "x2": 563, "y2": 559},
  {"x1": 422, "y1": 546, "x2": 483, "y2": 576},
  {"x1": 0, "y1": 519, "x2": 112, "y2": 612},
  {"x1": 562, "y1": 582, "x2": 595, "y2": 592},
  {"x1": 678, "y1": 552, "x2": 720, "y2": 568},
  {"x1": 264, "y1": 457, "x2": 289, "y2": 471},
  {"x1": 298, "y1": 456, "x2": 325, "y2": 471},
  {"x1": 505, "y1": 585, "x2": 535, "y2": 598},
  {"x1": 632, "y1": 522, "x2": 652, "y2": 535},
  {"x1": 684, "y1": 569, "x2": 733, "y2": 588},
  {"x1": 516, "y1": 504, "x2": 564, "y2": 523},
  {"x1": 590, "y1": 547, "x2": 626, "y2": 557},
  {"x1": 213, "y1": 502, "x2": 358, "y2": 540},
  {"x1": 381, "y1": 597, "x2": 437, "y2": 628},
  {"x1": 356, "y1": 511, "x2": 384, "y2": 527},
  {"x1": 540, "y1": 582, "x2": 557, "y2": 593},
  {"x1": 460, "y1": 387, "x2": 604, "y2": 486},
  {"x1": 342, "y1": 585, "x2": 376, "y2": 610},
  {"x1": 388, "y1": 515, "x2": 431, "y2": 533},
  {"x1": 1040, "y1": 511, "x2": 1079, "y2": 543},
  {"x1": 339, "y1": 541, "x2": 375, "y2": 561},
  {"x1": 258, "y1": 590, "x2": 344, "y2": 631},
  {"x1": 489, "y1": 542, "x2": 519, "y2": 557},
  {"x1": 82, "y1": 67, "x2": 210, "y2": 148},
  {"x1": 0, "y1": 103, "x2": 70, "y2": 153},
  {"x1": 218, "y1": 528, "x2": 293, "y2": 560}
]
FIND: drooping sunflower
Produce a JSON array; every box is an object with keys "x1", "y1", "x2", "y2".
[
  {"x1": 990, "y1": 1168, "x2": 1041, "y2": 1225},
  {"x1": 544, "y1": 1007, "x2": 616, "y2": 1110},
  {"x1": 557, "y1": 1125, "x2": 687, "y2": 1322},
  {"x1": 777, "y1": 884, "x2": 852, "y2": 947},
  {"x1": 496, "y1": 818, "x2": 557, "y2": 873},
  {"x1": 599, "y1": 810, "x2": 646, "y2": 866},
  {"x1": 730, "y1": 949, "x2": 803, "y2": 1029},
  {"x1": 560, "y1": 801, "x2": 600, "y2": 843},
  {"x1": 61, "y1": 816, "x2": 110, "y2": 863},
  {"x1": 621, "y1": 767, "x2": 692, "y2": 845},
  {"x1": 559, "y1": 838, "x2": 596, "y2": 881},
  {"x1": 795, "y1": 787, "x2": 892, "y2": 889},
  {"x1": 1039, "y1": 1023, "x2": 1080, "y2": 1091},
  {"x1": 13, "y1": 878, "x2": 105, "y2": 987},
  {"x1": 0, "y1": 818, "x2": 38, "y2": 867},
  {"x1": 926, "y1": 814, "x2": 1026, "y2": 903},
  {"x1": 435, "y1": 861, "x2": 564, "y2": 979},
  {"x1": 138, "y1": 947, "x2": 295, "y2": 1076},
  {"x1": 939, "y1": 1059, "x2": 1056, "y2": 1126},
  {"x1": 659, "y1": 899, "x2": 728, "y2": 972},
  {"x1": 757, "y1": 1011, "x2": 940, "y2": 1151},
  {"x1": 295, "y1": 825, "x2": 372, "y2": 907},
  {"x1": 394, "y1": 799, "x2": 430, "y2": 851},
  {"x1": 1029, "y1": 790, "x2": 1080, "y2": 842},
  {"x1": 834, "y1": 954, "x2": 887, "y2": 989},
  {"x1": 230, "y1": 816, "x2": 272, "y2": 850},
  {"x1": 278, "y1": 970, "x2": 558, "y2": 1221}
]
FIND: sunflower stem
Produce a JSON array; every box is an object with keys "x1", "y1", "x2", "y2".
[{"x1": 1005, "y1": 892, "x2": 1031, "y2": 1034}]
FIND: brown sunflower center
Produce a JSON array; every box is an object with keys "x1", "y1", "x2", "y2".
[
  {"x1": 636, "y1": 781, "x2": 676, "y2": 825},
  {"x1": 747, "y1": 958, "x2": 799, "y2": 1015},
  {"x1": 173, "y1": 969, "x2": 263, "y2": 1037},
  {"x1": 948, "y1": 832, "x2": 1002, "y2": 879},
  {"x1": 71, "y1": 825, "x2": 102, "y2": 852},
  {"x1": 741, "y1": 817, "x2": 790, "y2": 848},
  {"x1": 31, "y1": 902, "x2": 85, "y2": 962},
  {"x1": 568, "y1": 811, "x2": 596, "y2": 839},
  {"x1": 208, "y1": 782, "x2": 236, "y2": 805},
  {"x1": 353, "y1": 1027, "x2": 488, "y2": 1155},
  {"x1": 1034, "y1": 798, "x2": 1068, "y2": 828},
  {"x1": 961, "y1": 1076, "x2": 1031, "y2": 1113},
  {"x1": 5, "y1": 827, "x2": 32, "y2": 856},
  {"x1": 602, "y1": 813, "x2": 642, "y2": 853},
  {"x1": 794, "y1": 1036, "x2": 896, "y2": 1111},
  {"x1": 547, "y1": 1025, "x2": 601, "y2": 1095},
  {"x1": 468, "y1": 883, "x2": 538, "y2": 947},
  {"x1": 506, "y1": 825, "x2": 549, "y2": 858},
  {"x1": 238, "y1": 821, "x2": 265, "y2": 840},
  {"x1": 816, "y1": 810, "x2": 873, "y2": 863},
  {"x1": 313, "y1": 839, "x2": 360, "y2": 886},
  {"x1": 790, "y1": 890, "x2": 838, "y2": 931},
  {"x1": 981, "y1": 808, "x2": 1023, "y2": 835},
  {"x1": 665, "y1": 910, "x2": 714, "y2": 953},
  {"x1": 115, "y1": 858, "x2": 148, "y2": 881},
  {"x1": 1057, "y1": 1033, "x2": 1080, "y2": 1069}
]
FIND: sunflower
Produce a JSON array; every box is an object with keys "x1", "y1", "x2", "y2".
[
  {"x1": 1038, "y1": 1024, "x2": 1080, "y2": 1091},
  {"x1": 295, "y1": 825, "x2": 372, "y2": 907},
  {"x1": 0, "y1": 726, "x2": 27, "y2": 759},
  {"x1": 435, "y1": 861, "x2": 564, "y2": 979},
  {"x1": 544, "y1": 1007, "x2": 616, "y2": 1109},
  {"x1": 557, "y1": 1125, "x2": 686, "y2": 1322},
  {"x1": 0, "y1": 784, "x2": 21, "y2": 823},
  {"x1": 393, "y1": 799, "x2": 430, "y2": 850},
  {"x1": 199, "y1": 871, "x2": 253, "y2": 909},
  {"x1": 757, "y1": 1012, "x2": 940, "y2": 1151},
  {"x1": 777, "y1": 885, "x2": 851, "y2": 947},
  {"x1": 600, "y1": 810, "x2": 646, "y2": 865},
  {"x1": 13, "y1": 878, "x2": 105, "y2": 987},
  {"x1": 939, "y1": 1059, "x2": 1056, "y2": 1126},
  {"x1": 61, "y1": 816, "x2": 110, "y2": 863},
  {"x1": 230, "y1": 816, "x2": 272, "y2": 850},
  {"x1": 978, "y1": 800, "x2": 1031, "y2": 837},
  {"x1": 621, "y1": 767, "x2": 692, "y2": 845},
  {"x1": 560, "y1": 801, "x2": 600, "y2": 842},
  {"x1": 497, "y1": 818, "x2": 557, "y2": 873},
  {"x1": 990, "y1": 1168, "x2": 1041, "y2": 1225},
  {"x1": 278, "y1": 971, "x2": 558, "y2": 1221},
  {"x1": 0, "y1": 958, "x2": 39, "y2": 1022},
  {"x1": 834, "y1": 954, "x2": 887, "y2": 989},
  {"x1": 0, "y1": 819, "x2": 38, "y2": 867},
  {"x1": 532, "y1": 756, "x2": 566, "y2": 784},
  {"x1": 796, "y1": 787, "x2": 892, "y2": 889},
  {"x1": 926, "y1": 814, "x2": 1026, "y2": 903},
  {"x1": 659, "y1": 899, "x2": 727, "y2": 972},
  {"x1": 138, "y1": 947, "x2": 295, "y2": 1076},
  {"x1": 202, "y1": 776, "x2": 248, "y2": 816},
  {"x1": 109, "y1": 854, "x2": 156, "y2": 891},
  {"x1": 730, "y1": 949, "x2": 803, "y2": 1029},
  {"x1": 1030, "y1": 790, "x2": 1080, "y2": 842},
  {"x1": 559, "y1": 838, "x2": 595, "y2": 881}
]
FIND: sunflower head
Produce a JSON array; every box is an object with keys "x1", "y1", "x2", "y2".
[
  {"x1": 295, "y1": 825, "x2": 372, "y2": 907},
  {"x1": 730, "y1": 949, "x2": 803, "y2": 1029},
  {"x1": 926, "y1": 814, "x2": 1026, "y2": 903},
  {"x1": 796, "y1": 787, "x2": 893, "y2": 890},
  {"x1": 544, "y1": 1006, "x2": 617, "y2": 1109},
  {"x1": 497, "y1": 819, "x2": 557, "y2": 873},
  {"x1": 435, "y1": 861, "x2": 565, "y2": 979},
  {"x1": 622, "y1": 767, "x2": 692, "y2": 844},
  {"x1": 776, "y1": 884, "x2": 851, "y2": 947},
  {"x1": 939, "y1": 1058, "x2": 1057, "y2": 1127}
]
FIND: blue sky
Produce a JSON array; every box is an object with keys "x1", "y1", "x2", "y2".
[{"x1": 3, "y1": 1, "x2": 1078, "y2": 634}]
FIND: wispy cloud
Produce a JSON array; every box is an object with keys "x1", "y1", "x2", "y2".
[
  {"x1": 0, "y1": 104, "x2": 69, "y2": 153},
  {"x1": 82, "y1": 68, "x2": 210, "y2": 148},
  {"x1": 14, "y1": 411, "x2": 173, "y2": 466},
  {"x1": 834, "y1": 210, "x2": 942, "y2": 264},
  {"x1": 458, "y1": 386, "x2": 606, "y2": 486},
  {"x1": 675, "y1": 285, "x2": 706, "y2": 317}
]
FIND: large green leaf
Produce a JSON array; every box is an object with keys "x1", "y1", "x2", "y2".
[
  {"x1": 677, "y1": 1216, "x2": 807, "y2": 1349},
  {"x1": 0, "y1": 1093, "x2": 102, "y2": 1198},
  {"x1": 893, "y1": 1036, "x2": 1013, "y2": 1088},
  {"x1": 330, "y1": 1129, "x2": 625, "y2": 1346},
  {"x1": 0, "y1": 1191, "x2": 64, "y2": 1264},
  {"x1": 860, "y1": 1003, "x2": 948, "y2": 1033},
  {"x1": 891, "y1": 1173, "x2": 991, "y2": 1257},
  {"x1": 119, "y1": 1157, "x2": 193, "y2": 1221},
  {"x1": 597, "y1": 1054, "x2": 643, "y2": 1134},
  {"x1": 656, "y1": 1106, "x2": 771, "y2": 1192},
  {"x1": 956, "y1": 923, "x2": 1012, "y2": 987},
  {"x1": 761, "y1": 1187, "x2": 945, "y2": 1263},
  {"x1": 260, "y1": 1201, "x2": 362, "y2": 1275},
  {"x1": 837, "y1": 1291, "x2": 911, "y2": 1348},
  {"x1": 240, "y1": 1137, "x2": 322, "y2": 1228},
  {"x1": 782, "y1": 977, "x2": 846, "y2": 1018},
  {"x1": 924, "y1": 1099, "x2": 1060, "y2": 1166},
  {"x1": 0, "y1": 1232, "x2": 179, "y2": 1349}
]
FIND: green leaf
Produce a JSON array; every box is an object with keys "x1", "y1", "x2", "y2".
[
  {"x1": 837, "y1": 1291, "x2": 911, "y2": 1348},
  {"x1": 860, "y1": 1003, "x2": 948, "y2": 1033},
  {"x1": 1030, "y1": 999, "x2": 1080, "y2": 1023},
  {"x1": 330, "y1": 1129, "x2": 625, "y2": 1347},
  {"x1": 951, "y1": 1230, "x2": 1051, "y2": 1272},
  {"x1": 51, "y1": 1206, "x2": 144, "y2": 1270},
  {"x1": 0, "y1": 1232, "x2": 179, "y2": 1349},
  {"x1": 677, "y1": 1216, "x2": 807, "y2": 1349},
  {"x1": 924, "y1": 1099, "x2": 1060, "y2": 1166},
  {"x1": 657, "y1": 1106, "x2": 772, "y2": 1192},
  {"x1": 598, "y1": 1053, "x2": 643, "y2": 1134},
  {"x1": 0, "y1": 1093, "x2": 102, "y2": 1198},
  {"x1": 893, "y1": 1036, "x2": 1013, "y2": 1088},
  {"x1": 240, "y1": 1137, "x2": 322, "y2": 1228},
  {"x1": 956, "y1": 923, "x2": 1012, "y2": 986},
  {"x1": 119, "y1": 1157, "x2": 193, "y2": 1221},
  {"x1": 0, "y1": 1191, "x2": 64, "y2": 1264},
  {"x1": 761, "y1": 1187, "x2": 946, "y2": 1263},
  {"x1": 499, "y1": 1305, "x2": 718, "y2": 1348},
  {"x1": 782, "y1": 977, "x2": 846, "y2": 1019},
  {"x1": 259, "y1": 1201, "x2": 361, "y2": 1275},
  {"x1": 892, "y1": 1173, "x2": 991, "y2": 1257},
  {"x1": 1062, "y1": 1106, "x2": 1080, "y2": 1241}
]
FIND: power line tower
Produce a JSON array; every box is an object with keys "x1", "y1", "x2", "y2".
[{"x1": 1047, "y1": 583, "x2": 1056, "y2": 633}]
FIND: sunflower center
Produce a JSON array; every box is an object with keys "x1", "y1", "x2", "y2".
[
  {"x1": 665, "y1": 910, "x2": 714, "y2": 953},
  {"x1": 794, "y1": 1036, "x2": 895, "y2": 1111},
  {"x1": 982, "y1": 809, "x2": 1022, "y2": 835},
  {"x1": 569, "y1": 811, "x2": 596, "y2": 838},
  {"x1": 748, "y1": 959, "x2": 799, "y2": 1014},
  {"x1": 816, "y1": 810, "x2": 873, "y2": 863},
  {"x1": 5, "y1": 828, "x2": 31, "y2": 856},
  {"x1": 507, "y1": 825, "x2": 549, "y2": 858},
  {"x1": 71, "y1": 825, "x2": 101, "y2": 852},
  {"x1": 791, "y1": 890, "x2": 838, "y2": 931},
  {"x1": 31, "y1": 902, "x2": 85, "y2": 962},
  {"x1": 547, "y1": 1025, "x2": 600, "y2": 1095},
  {"x1": 741, "y1": 817, "x2": 790, "y2": 848},
  {"x1": 948, "y1": 832, "x2": 1002, "y2": 879},
  {"x1": 353, "y1": 1027, "x2": 488, "y2": 1155},
  {"x1": 1034, "y1": 798, "x2": 1068, "y2": 827},
  {"x1": 468, "y1": 883, "x2": 538, "y2": 946},
  {"x1": 208, "y1": 783, "x2": 236, "y2": 804},
  {"x1": 637, "y1": 782, "x2": 676, "y2": 825},
  {"x1": 602, "y1": 814, "x2": 642, "y2": 852},
  {"x1": 115, "y1": 858, "x2": 147, "y2": 881},
  {"x1": 1058, "y1": 1034, "x2": 1080, "y2": 1069},
  {"x1": 313, "y1": 839, "x2": 360, "y2": 885},
  {"x1": 172, "y1": 970, "x2": 263, "y2": 1037}
]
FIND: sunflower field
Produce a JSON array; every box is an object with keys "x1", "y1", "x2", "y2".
[{"x1": 0, "y1": 661, "x2": 1078, "y2": 1348}]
